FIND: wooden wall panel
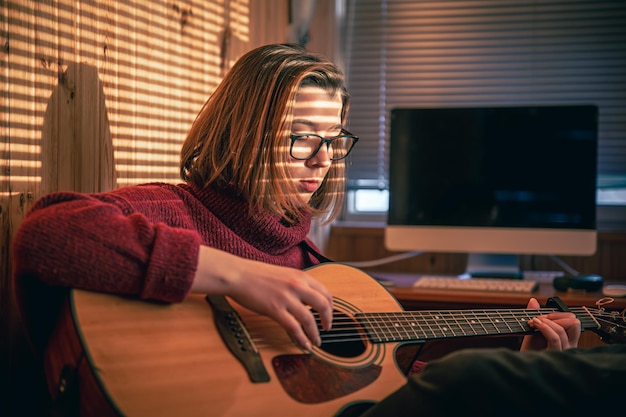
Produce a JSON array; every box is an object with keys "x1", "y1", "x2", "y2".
[{"x1": 1, "y1": 1, "x2": 338, "y2": 413}]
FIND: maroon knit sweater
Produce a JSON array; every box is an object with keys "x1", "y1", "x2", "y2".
[{"x1": 11, "y1": 182, "x2": 324, "y2": 303}]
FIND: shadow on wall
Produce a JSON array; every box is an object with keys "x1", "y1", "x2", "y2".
[
  {"x1": 2, "y1": 62, "x2": 117, "y2": 417},
  {"x1": 41, "y1": 61, "x2": 117, "y2": 194}
]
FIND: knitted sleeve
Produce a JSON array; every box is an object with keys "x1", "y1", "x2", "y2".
[{"x1": 11, "y1": 191, "x2": 201, "y2": 303}]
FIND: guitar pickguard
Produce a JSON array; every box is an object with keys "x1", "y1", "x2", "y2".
[{"x1": 272, "y1": 354, "x2": 382, "y2": 403}]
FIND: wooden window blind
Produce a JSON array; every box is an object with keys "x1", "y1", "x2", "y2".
[
  {"x1": 1, "y1": 0, "x2": 251, "y2": 197},
  {"x1": 344, "y1": 0, "x2": 626, "y2": 196}
]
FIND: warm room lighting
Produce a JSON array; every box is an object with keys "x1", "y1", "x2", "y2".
[{"x1": 4, "y1": 0, "x2": 251, "y2": 194}]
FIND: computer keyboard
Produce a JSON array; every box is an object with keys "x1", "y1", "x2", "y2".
[{"x1": 413, "y1": 276, "x2": 539, "y2": 293}]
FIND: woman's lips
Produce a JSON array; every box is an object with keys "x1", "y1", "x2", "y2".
[{"x1": 299, "y1": 180, "x2": 320, "y2": 193}]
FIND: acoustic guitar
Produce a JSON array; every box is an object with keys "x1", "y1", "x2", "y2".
[{"x1": 43, "y1": 263, "x2": 625, "y2": 417}]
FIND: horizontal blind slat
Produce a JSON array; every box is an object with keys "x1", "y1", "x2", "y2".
[{"x1": 346, "y1": 0, "x2": 626, "y2": 188}]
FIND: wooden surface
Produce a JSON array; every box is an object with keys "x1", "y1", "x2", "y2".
[{"x1": 383, "y1": 277, "x2": 626, "y2": 310}]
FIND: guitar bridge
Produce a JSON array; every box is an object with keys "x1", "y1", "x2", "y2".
[{"x1": 206, "y1": 295, "x2": 270, "y2": 383}]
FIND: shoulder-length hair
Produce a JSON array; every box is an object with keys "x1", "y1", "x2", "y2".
[{"x1": 180, "y1": 43, "x2": 350, "y2": 224}]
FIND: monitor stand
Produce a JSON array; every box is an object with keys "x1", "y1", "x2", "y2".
[{"x1": 464, "y1": 253, "x2": 522, "y2": 279}]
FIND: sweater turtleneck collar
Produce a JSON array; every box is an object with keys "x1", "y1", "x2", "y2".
[{"x1": 182, "y1": 183, "x2": 312, "y2": 255}]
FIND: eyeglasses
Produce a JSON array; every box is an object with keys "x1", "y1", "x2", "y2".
[{"x1": 289, "y1": 129, "x2": 359, "y2": 161}]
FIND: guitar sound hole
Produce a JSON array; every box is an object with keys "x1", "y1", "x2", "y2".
[{"x1": 318, "y1": 311, "x2": 366, "y2": 358}]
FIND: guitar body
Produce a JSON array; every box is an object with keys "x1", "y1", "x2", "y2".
[{"x1": 44, "y1": 264, "x2": 410, "y2": 417}]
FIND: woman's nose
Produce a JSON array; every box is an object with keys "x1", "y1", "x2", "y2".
[{"x1": 307, "y1": 144, "x2": 332, "y2": 167}]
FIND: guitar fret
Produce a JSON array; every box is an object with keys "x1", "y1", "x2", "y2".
[
  {"x1": 393, "y1": 312, "x2": 410, "y2": 340},
  {"x1": 450, "y1": 313, "x2": 468, "y2": 335},
  {"x1": 427, "y1": 312, "x2": 459, "y2": 337},
  {"x1": 362, "y1": 314, "x2": 387, "y2": 342},
  {"x1": 375, "y1": 316, "x2": 399, "y2": 340},
  {"x1": 377, "y1": 313, "x2": 401, "y2": 341},
  {"x1": 366, "y1": 313, "x2": 410, "y2": 342},
  {"x1": 457, "y1": 314, "x2": 481, "y2": 335},
  {"x1": 476, "y1": 310, "x2": 499, "y2": 335},
  {"x1": 450, "y1": 313, "x2": 466, "y2": 336},
  {"x1": 391, "y1": 312, "x2": 413, "y2": 340},
  {"x1": 399, "y1": 312, "x2": 423, "y2": 339},
  {"x1": 419, "y1": 311, "x2": 439, "y2": 339},
  {"x1": 438, "y1": 312, "x2": 459, "y2": 337},
  {"x1": 496, "y1": 311, "x2": 513, "y2": 333},
  {"x1": 399, "y1": 312, "x2": 430, "y2": 340}
]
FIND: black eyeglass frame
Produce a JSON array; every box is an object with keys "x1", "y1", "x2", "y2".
[{"x1": 288, "y1": 129, "x2": 359, "y2": 161}]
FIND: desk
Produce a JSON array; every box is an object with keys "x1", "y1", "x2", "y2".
[
  {"x1": 375, "y1": 273, "x2": 626, "y2": 352},
  {"x1": 389, "y1": 282, "x2": 626, "y2": 311}
]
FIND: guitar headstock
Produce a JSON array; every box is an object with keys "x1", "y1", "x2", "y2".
[
  {"x1": 586, "y1": 306, "x2": 626, "y2": 344},
  {"x1": 548, "y1": 296, "x2": 626, "y2": 345}
]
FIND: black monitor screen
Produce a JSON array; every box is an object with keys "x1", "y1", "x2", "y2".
[{"x1": 388, "y1": 105, "x2": 598, "y2": 230}]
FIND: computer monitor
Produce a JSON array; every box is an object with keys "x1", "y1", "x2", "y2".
[{"x1": 385, "y1": 105, "x2": 598, "y2": 278}]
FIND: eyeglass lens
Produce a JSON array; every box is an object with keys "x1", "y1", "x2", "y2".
[{"x1": 291, "y1": 134, "x2": 355, "y2": 160}]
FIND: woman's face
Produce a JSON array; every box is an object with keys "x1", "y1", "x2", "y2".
[{"x1": 287, "y1": 86, "x2": 343, "y2": 203}]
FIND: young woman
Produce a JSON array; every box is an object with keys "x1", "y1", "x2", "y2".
[{"x1": 12, "y1": 43, "x2": 579, "y2": 356}]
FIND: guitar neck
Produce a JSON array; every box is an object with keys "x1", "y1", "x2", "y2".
[{"x1": 356, "y1": 306, "x2": 596, "y2": 343}]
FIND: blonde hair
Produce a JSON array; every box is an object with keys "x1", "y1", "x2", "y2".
[{"x1": 180, "y1": 43, "x2": 350, "y2": 224}]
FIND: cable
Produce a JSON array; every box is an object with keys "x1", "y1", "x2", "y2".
[
  {"x1": 343, "y1": 250, "x2": 424, "y2": 268},
  {"x1": 549, "y1": 255, "x2": 579, "y2": 276},
  {"x1": 345, "y1": 252, "x2": 578, "y2": 276}
]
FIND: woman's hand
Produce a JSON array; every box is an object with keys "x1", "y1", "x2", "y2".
[
  {"x1": 520, "y1": 297, "x2": 581, "y2": 351},
  {"x1": 191, "y1": 245, "x2": 333, "y2": 351}
]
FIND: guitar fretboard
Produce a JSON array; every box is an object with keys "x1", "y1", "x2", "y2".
[{"x1": 356, "y1": 308, "x2": 568, "y2": 343}]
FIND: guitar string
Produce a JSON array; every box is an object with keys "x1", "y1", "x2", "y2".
[
  {"x1": 322, "y1": 309, "x2": 550, "y2": 344},
  {"x1": 241, "y1": 307, "x2": 624, "y2": 346},
  {"x1": 242, "y1": 308, "x2": 621, "y2": 330},
  {"x1": 238, "y1": 309, "x2": 536, "y2": 348},
  {"x1": 243, "y1": 307, "x2": 617, "y2": 329}
]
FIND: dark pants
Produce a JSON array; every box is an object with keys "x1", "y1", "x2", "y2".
[{"x1": 362, "y1": 344, "x2": 626, "y2": 417}]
